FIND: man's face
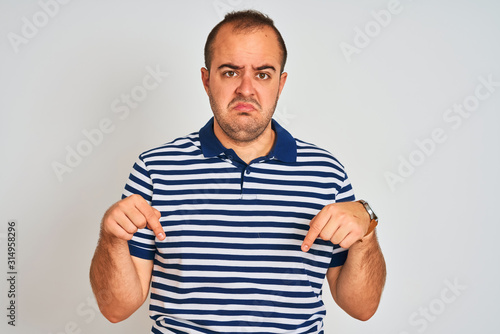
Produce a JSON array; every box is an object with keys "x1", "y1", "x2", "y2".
[{"x1": 201, "y1": 24, "x2": 287, "y2": 143}]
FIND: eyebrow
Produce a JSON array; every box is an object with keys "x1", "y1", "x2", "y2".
[
  {"x1": 218, "y1": 63, "x2": 242, "y2": 71},
  {"x1": 218, "y1": 63, "x2": 277, "y2": 72},
  {"x1": 255, "y1": 65, "x2": 277, "y2": 72}
]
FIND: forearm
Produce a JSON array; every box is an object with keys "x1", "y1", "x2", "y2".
[
  {"x1": 331, "y1": 231, "x2": 386, "y2": 320},
  {"x1": 89, "y1": 232, "x2": 147, "y2": 323}
]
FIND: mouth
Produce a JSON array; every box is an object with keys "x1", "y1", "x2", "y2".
[{"x1": 232, "y1": 102, "x2": 257, "y2": 112}]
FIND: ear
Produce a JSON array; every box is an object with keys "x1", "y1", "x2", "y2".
[
  {"x1": 277, "y1": 72, "x2": 288, "y2": 98},
  {"x1": 201, "y1": 67, "x2": 210, "y2": 94}
]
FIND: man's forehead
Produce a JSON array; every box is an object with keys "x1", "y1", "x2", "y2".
[
  {"x1": 217, "y1": 22, "x2": 275, "y2": 38},
  {"x1": 211, "y1": 24, "x2": 282, "y2": 66}
]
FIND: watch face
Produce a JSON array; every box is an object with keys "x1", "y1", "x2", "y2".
[
  {"x1": 368, "y1": 205, "x2": 378, "y2": 221},
  {"x1": 361, "y1": 200, "x2": 377, "y2": 221},
  {"x1": 367, "y1": 207, "x2": 375, "y2": 219},
  {"x1": 363, "y1": 202, "x2": 377, "y2": 220}
]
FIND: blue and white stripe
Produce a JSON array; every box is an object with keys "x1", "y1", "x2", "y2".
[{"x1": 125, "y1": 118, "x2": 355, "y2": 333}]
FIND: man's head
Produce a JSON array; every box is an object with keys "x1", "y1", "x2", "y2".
[
  {"x1": 201, "y1": 10, "x2": 288, "y2": 145},
  {"x1": 204, "y1": 10, "x2": 287, "y2": 74}
]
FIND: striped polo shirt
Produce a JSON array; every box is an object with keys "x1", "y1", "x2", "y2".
[{"x1": 125, "y1": 118, "x2": 355, "y2": 333}]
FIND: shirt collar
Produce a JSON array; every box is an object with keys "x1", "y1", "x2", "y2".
[{"x1": 199, "y1": 117, "x2": 297, "y2": 163}]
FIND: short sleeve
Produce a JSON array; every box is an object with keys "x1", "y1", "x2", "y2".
[
  {"x1": 335, "y1": 170, "x2": 356, "y2": 203},
  {"x1": 330, "y1": 245, "x2": 349, "y2": 267},
  {"x1": 123, "y1": 156, "x2": 157, "y2": 260}
]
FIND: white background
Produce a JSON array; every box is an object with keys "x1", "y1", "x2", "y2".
[{"x1": 1, "y1": 0, "x2": 499, "y2": 333}]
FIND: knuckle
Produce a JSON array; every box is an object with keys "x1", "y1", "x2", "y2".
[
  {"x1": 319, "y1": 230, "x2": 330, "y2": 240},
  {"x1": 337, "y1": 211, "x2": 349, "y2": 222},
  {"x1": 106, "y1": 226, "x2": 129, "y2": 241},
  {"x1": 115, "y1": 200, "x2": 128, "y2": 212},
  {"x1": 102, "y1": 214, "x2": 119, "y2": 230},
  {"x1": 129, "y1": 194, "x2": 141, "y2": 201},
  {"x1": 339, "y1": 240, "x2": 349, "y2": 249},
  {"x1": 309, "y1": 222, "x2": 323, "y2": 233},
  {"x1": 121, "y1": 231, "x2": 134, "y2": 241},
  {"x1": 330, "y1": 233, "x2": 341, "y2": 243},
  {"x1": 327, "y1": 203, "x2": 339, "y2": 213},
  {"x1": 106, "y1": 202, "x2": 121, "y2": 216},
  {"x1": 126, "y1": 194, "x2": 142, "y2": 206},
  {"x1": 145, "y1": 211, "x2": 157, "y2": 221},
  {"x1": 114, "y1": 225, "x2": 133, "y2": 240},
  {"x1": 130, "y1": 226, "x2": 139, "y2": 235},
  {"x1": 323, "y1": 204, "x2": 334, "y2": 215},
  {"x1": 135, "y1": 215, "x2": 147, "y2": 229}
]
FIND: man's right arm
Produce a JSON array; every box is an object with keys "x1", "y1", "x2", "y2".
[{"x1": 89, "y1": 194, "x2": 165, "y2": 323}]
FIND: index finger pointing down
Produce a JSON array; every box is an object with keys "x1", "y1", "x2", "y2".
[
  {"x1": 301, "y1": 214, "x2": 327, "y2": 252},
  {"x1": 135, "y1": 200, "x2": 165, "y2": 241}
]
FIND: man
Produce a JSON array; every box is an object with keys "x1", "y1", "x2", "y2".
[{"x1": 90, "y1": 10, "x2": 386, "y2": 333}]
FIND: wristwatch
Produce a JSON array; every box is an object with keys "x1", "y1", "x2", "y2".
[{"x1": 358, "y1": 199, "x2": 378, "y2": 236}]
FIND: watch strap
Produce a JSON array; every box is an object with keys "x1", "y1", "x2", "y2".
[{"x1": 364, "y1": 219, "x2": 378, "y2": 237}]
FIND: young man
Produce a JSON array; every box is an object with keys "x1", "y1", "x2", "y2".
[{"x1": 90, "y1": 10, "x2": 386, "y2": 333}]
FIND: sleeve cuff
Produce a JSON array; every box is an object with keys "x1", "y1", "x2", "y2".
[
  {"x1": 128, "y1": 241, "x2": 156, "y2": 260},
  {"x1": 329, "y1": 249, "x2": 348, "y2": 267}
]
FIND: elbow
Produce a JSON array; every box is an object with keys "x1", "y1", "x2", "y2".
[
  {"x1": 336, "y1": 292, "x2": 381, "y2": 322},
  {"x1": 96, "y1": 295, "x2": 139, "y2": 324},
  {"x1": 354, "y1": 309, "x2": 376, "y2": 322},
  {"x1": 106, "y1": 315, "x2": 127, "y2": 324},
  {"x1": 351, "y1": 302, "x2": 380, "y2": 322},
  {"x1": 101, "y1": 307, "x2": 133, "y2": 324},
  {"x1": 92, "y1": 291, "x2": 145, "y2": 324},
  {"x1": 104, "y1": 315, "x2": 124, "y2": 324}
]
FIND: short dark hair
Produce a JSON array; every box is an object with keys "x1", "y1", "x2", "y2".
[{"x1": 204, "y1": 10, "x2": 287, "y2": 73}]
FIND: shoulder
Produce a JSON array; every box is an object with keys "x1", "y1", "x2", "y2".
[
  {"x1": 138, "y1": 132, "x2": 202, "y2": 163},
  {"x1": 295, "y1": 138, "x2": 347, "y2": 175}
]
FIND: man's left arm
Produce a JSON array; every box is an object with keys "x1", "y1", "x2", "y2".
[
  {"x1": 327, "y1": 230, "x2": 386, "y2": 321},
  {"x1": 301, "y1": 201, "x2": 386, "y2": 321}
]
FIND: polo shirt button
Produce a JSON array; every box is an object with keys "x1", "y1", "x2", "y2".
[
  {"x1": 245, "y1": 169, "x2": 251, "y2": 174},
  {"x1": 228, "y1": 155, "x2": 233, "y2": 160}
]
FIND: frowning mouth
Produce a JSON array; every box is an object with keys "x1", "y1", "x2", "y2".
[
  {"x1": 228, "y1": 97, "x2": 261, "y2": 112},
  {"x1": 232, "y1": 102, "x2": 257, "y2": 112}
]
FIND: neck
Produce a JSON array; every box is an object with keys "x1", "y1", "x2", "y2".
[{"x1": 214, "y1": 121, "x2": 276, "y2": 164}]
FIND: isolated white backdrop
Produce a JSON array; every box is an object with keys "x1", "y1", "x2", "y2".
[{"x1": 1, "y1": 0, "x2": 499, "y2": 333}]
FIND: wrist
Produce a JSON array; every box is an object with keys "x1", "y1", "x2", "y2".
[{"x1": 100, "y1": 227, "x2": 128, "y2": 247}]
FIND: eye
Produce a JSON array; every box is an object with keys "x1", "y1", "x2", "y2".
[
  {"x1": 257, "y1": 73, "x2": 270, "y2": 80},
  {"x1": 224, "y1": 71, "x2": 237, "y2": 77}
]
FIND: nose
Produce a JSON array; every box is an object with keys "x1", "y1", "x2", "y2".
[{"x1": 235, "y1": 73, "x2": 255, "y2": 97}]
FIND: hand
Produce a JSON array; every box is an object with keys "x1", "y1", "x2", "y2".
[
  {"x1": 301, "y1": 201, "x2": 371, "y2": 251},
  {"x1": 101, "y1": 194, "x2": 165, "y2": 241}
]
